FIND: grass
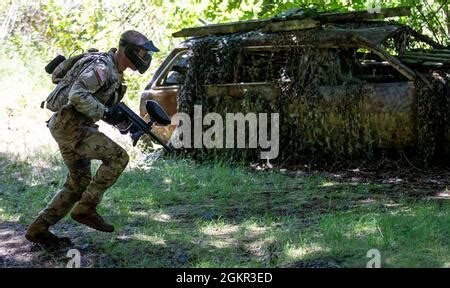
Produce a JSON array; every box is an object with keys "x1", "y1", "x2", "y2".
[{"x1": 1, "y1": 152, "x2": 449, "y2": 268}]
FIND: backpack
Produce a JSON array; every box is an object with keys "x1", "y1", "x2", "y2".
[{"x1": 42, "y1": 50, "x2": 107, "y2": 112}]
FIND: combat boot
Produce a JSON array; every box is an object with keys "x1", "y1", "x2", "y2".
[
  {"x1": 25, "y1": 215, "x2": 72, "y2": 247},
  {"x1": 70, "y1": 202, "x2": 114, "y2": 232}
]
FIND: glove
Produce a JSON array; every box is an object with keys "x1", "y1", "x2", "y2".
[{"x1": 103, "y1": 105, "x2": 125, "y2": 125}]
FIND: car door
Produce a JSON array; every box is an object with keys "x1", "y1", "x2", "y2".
[{"x1": 140, "y1": 49, "x2": 189, "y2": 141}]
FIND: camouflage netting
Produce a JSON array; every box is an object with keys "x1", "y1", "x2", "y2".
[
  {"x1": 415, "y1": 72, "x2": 449, "y2": 166},
  {"x1": 175, "y1": 29, "x2": 449, "y2": 166}
]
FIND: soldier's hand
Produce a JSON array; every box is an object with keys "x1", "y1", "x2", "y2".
[{"x1": 103, "y1": 105, "x2": 126, "y2": 125}]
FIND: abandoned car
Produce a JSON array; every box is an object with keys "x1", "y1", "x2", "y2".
[{"x1": 140, "y1": 7, "x2": 449, "y2": 165}]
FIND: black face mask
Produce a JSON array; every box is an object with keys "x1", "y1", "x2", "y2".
[{"x1": 120, "y1": 39, "x2": 159, "y2": 74}]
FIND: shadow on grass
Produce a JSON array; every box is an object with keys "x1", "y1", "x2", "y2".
[{"x1": 1, "y1": 151, "x2": 449, "y2": 267}]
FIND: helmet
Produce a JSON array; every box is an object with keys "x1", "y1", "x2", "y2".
[{"x1": 119, "y1": 30, "x2": 160, "y2": 74}]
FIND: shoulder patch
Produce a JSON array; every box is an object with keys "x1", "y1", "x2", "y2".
[
  {"x1": 95, "y1": 66, "x2": 107, "y2": 84},
  {"x1": 79, "y1": 65, "x2": 107, "y2": 93}
]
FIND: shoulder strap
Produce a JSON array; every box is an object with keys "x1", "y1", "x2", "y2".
[
  {"x1": 41, "y1": 52, "x2": 109, "y2": 109},
  {"x1": 75, "y1": 52, "x2": 109, "y2": 76}
]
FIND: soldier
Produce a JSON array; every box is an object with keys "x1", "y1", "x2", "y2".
[{"x1": 25, "y1": 30, "x2": 159, "y2": 247}]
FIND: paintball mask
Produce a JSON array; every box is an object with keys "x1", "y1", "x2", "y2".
[{"x1": 120, "y1": 39, "x2": 159, "y2": 74}]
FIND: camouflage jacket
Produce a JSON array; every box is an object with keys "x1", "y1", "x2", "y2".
[{"x1": 67, "y1": 48, "x2": 123, "y2": 123}]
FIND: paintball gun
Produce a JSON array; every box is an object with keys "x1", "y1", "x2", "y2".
[{"x1": 105, "y1": 100, "x2": 174, "y2": 153}]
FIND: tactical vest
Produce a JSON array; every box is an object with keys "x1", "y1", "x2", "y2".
[{"x1": 42, "y1": 52, "x2": 108, "y2": 112}]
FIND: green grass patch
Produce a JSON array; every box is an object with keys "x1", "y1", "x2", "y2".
[{"x1": 1, "y1": 153, "x2": 449, "y2": 267}]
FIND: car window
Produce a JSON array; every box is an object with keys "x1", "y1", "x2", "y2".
[
  {"x1": 234, "y1": 49, "x2": 282, "y2": 83},
  {"x1": 205, "y1": 47, "x2": 409, "y2": 85},
  {"x1": 154, "y1": 46, "x2": 409, "y2": 88},
  {"x1": 346, "y1": 48, "x2": 409, "y2": 84},
  {"x1": 158, "y1": 52, "x2": 189, "y2": 87}
]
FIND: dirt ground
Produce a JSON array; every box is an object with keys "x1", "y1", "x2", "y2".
[{"x1": 0, "y1": 221, "x2": 99, "y2": 268}]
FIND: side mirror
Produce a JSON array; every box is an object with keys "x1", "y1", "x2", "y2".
[{"x1": 146, "y1": 100, "x2": 171, "y2": 126}]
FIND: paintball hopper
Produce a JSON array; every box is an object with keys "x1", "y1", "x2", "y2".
[{"x1": 146, "y1": 100, "x2": 171, "y2": 126}]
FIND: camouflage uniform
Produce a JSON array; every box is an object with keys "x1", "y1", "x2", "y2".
[{"x1": 38, "y1": 48, "x2": 129, "y2": 226}]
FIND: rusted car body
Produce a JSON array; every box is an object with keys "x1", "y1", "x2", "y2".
[{"x1": 140, "y1": 18, "x2": 449, "y2": 161}]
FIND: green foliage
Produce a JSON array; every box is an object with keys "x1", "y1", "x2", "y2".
[
  {"x1": 198, "y1": 0, "x2": 448, "y2": 47},
  {"x1": 2, "y1": 1, "x2": 448, "y2": 57}
]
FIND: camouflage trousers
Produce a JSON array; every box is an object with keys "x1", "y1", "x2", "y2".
[{"x1": 39, "y1": 109, "x2": 129, "y2": 225}]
